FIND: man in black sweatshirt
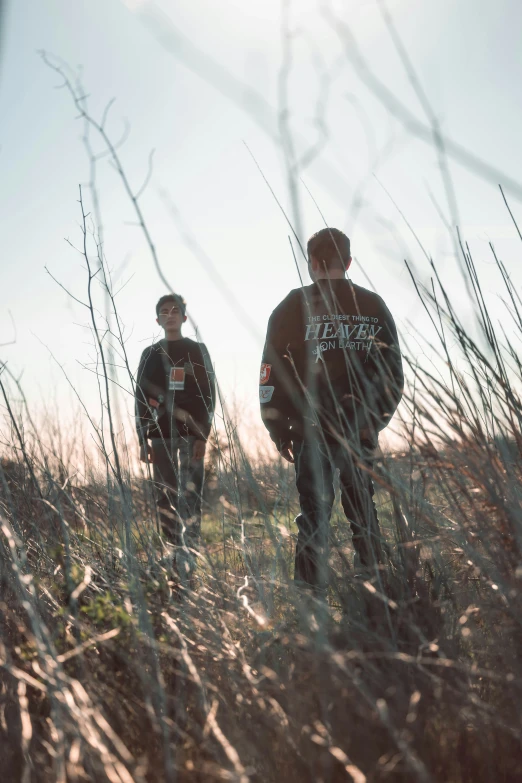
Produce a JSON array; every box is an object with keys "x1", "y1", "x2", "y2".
[
  {"x1": 135, "y1": 294, "x2": 215, "y2": 578},
  {"x1": 260, "y1": 228, "x2": 403, "y2": 593}
]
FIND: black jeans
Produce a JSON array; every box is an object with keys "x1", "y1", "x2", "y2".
[
  {"x1": 292, "y1": 436, "x2": 382, "y2": 591},
  {"x1": 150, "y1": 436, "x2": 204, "y2": 557}
]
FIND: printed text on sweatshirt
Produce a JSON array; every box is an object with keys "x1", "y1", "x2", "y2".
[{"x1": 259, "y1": 279, "x2": 403, "y2": 447}]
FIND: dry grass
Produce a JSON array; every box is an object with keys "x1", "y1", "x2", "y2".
[
  {"x1": 1, "y1": 56, "x2": 521, "y2": 782},
  {"x1": 1, "y1": 335, "x2": 522, "y2": 782}
]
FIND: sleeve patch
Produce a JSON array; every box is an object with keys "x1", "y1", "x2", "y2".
[
  {"x1": 260, "y1": 363, "x2": 272, "y2": 384},
  {"x1": 259, "y1": 385, "x2": 275, "y2": 403}
]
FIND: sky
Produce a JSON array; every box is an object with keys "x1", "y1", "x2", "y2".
[{"x1": 1, "y1": 0, "x2": 522, "y2": 454}]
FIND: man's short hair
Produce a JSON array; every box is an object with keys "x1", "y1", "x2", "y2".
[
  {"x1": 156, "y1": 294, "x2": 187, "y2": 317},
  {"x1": 307, "y1": 228, "x2": 351, "y2": 271}
]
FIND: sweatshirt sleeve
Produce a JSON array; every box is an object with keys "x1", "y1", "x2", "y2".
[
  {"x1": 135, "y1": 348, "x2": 153, "y2": 446},
  {"x1": 260, "y1": 299, "x2": 297, "y2": 449},
  {"x1": 190, "y1": 343, "x2": 216, "y2": 441},
  {"x1": 371, "y1": 299, "x2": 404, "y2": 430}
]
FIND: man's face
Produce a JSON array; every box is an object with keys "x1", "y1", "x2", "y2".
[{"x1": 157, "y1": 302, "x2": 185, "y2": 331}]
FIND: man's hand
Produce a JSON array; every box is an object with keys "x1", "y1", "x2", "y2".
[
  {"x1": 192, "y1": 439, "x2": 206, "y2": 461},
  {"x1": 140, "y1": 442, "x2": 153, "y2": 463},
  {"x1": 279, "y1": 441, "x2": 294, "y2": 464}
]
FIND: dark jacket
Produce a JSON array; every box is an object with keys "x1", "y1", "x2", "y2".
[
  {"x1": 259, "y1": 279, "x2": 403, "y2": 448},
  {"x1": 135, "y1": 338, "x2": 215, "y2": 444}
]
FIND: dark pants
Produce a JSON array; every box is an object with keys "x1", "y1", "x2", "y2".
[
  {"x1": 293, "y1": 436, "x2": 382, "y2": 591},
  {"x1": 150, "y1": 437, "x2": 204, "y2": 573}
]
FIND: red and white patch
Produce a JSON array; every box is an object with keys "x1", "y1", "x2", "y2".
[
  {"x1": 259, "y1": 363, "x2": 272, "y2": 384},
  {"x1": 169, "y1": 367, "x2": 185, "y2": 390},
  {"x1": 148, "y1": 398, "x2": 159, "y2": 409}
]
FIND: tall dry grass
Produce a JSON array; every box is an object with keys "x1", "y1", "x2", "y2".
[
  {"x1": 1, "y1": 220, "x2": 522, "y2": 782},
  {"x1": 1, "y1": 53, "x2": 522, "y2": 783}
]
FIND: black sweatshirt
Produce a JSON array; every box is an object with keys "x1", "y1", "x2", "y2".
[
  {"x1": 135, "y1": 338, "x2": 215, "y2": 444},
  {"x1": 260, "y1": 279, "x2": 404, "y2": 448}
]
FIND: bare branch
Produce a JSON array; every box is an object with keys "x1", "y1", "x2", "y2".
[
  {"x1": 0, "y1": 310, "x2": 17, "y2": 347},
  {"x1": 134, "y1": 148, "x2": 156, "y2": 200},
  {"x1": 100, "y1": 96, "x2": 116, "y2": 131},
  {"x1": 45, "y1": 266, "x2": 89, "y2": 309}
]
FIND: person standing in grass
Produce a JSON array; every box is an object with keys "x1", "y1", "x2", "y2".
[
  {"x1": 260, "y1": 228, "x2": 403, "y2": 595},
  {"x1": 135, "y1": 294, "x2": 215, "y2": 582}
]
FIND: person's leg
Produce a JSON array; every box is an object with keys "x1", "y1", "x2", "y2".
[
  {"x1": 177, "y1": 436, "x2": 204, "y2": 547},
  {"x1": 150, "y1": 438, "x2": 182, "y2": 546},
  {"x1": 293, "y1": 436, "x2": 335, "y2": 592},
  {"x1": 336, "y1": 441, "x2": 383, "y2": 569},
  {"x1": 176, "y1": 436, "x2": 205, "y2": 583}
]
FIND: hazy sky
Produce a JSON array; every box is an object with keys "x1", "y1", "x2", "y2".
[{"x1": 1, "y1": 0, "x2": 522, "y2": 450}]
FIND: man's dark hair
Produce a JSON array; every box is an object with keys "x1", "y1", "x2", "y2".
[
  {"x1": 156, "y1": 294, "x2": 187, "y2": 317},
  {"x1": 307, "y1": 228, "x2": 351, "y2": 271}
]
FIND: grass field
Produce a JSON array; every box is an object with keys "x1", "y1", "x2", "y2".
[
  {"x1": 1, "y1": 368, "x2": 522, "y2": 782},
  {"x1": 1, "y1": 59, "x2": 521, "y2": 780}
]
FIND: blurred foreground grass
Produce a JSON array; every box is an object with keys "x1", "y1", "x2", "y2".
[{"x1": 1, "y1": 418, "x2": 521, "y2": 782}]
